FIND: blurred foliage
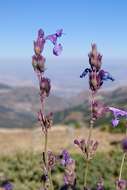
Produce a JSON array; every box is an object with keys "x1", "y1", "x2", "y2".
[
  {"x1": 53, "y1": 103, "x2": 88, "y2": 125},
  {"x1": 0, "y1": 150, "x2": 127, "y2": 190},
  {"x1": 100, "y1": 119, "x2": 127, "y2": 133},
  {"x1": 64, "y1": 120, "x2": 82, "y2": 129},
  {"x1": 54, "y1": 105, "x2": 127, "y2": 134}
]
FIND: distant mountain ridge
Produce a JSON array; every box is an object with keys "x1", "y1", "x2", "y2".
[
  {"x1": 0, "y1": 83, "x2": 127, "y2": 128},
  {"x1": 0, "y1": 84, "x2": 71, "y2": 128},
  {"x1": 0, "y1": 83, "x2": 11, "y2": 89},
  {"x1": 54, "y1": 86, "x2": 127, "y2": 126}
]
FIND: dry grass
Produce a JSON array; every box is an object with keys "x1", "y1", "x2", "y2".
[{"x1": 0, "y1": 125, "x2": 123, "y2": 155}]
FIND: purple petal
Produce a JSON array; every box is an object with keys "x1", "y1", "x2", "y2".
[
  {"x1": 64, "y1": 175, "x2": 68, "y2": 185},
  {"x1": 38, "y1": 29, "x2": 44, "y2": 38},
  {"x1": 53, "y1": 43, "x2": 63, "y2": 56},
  {"x1": 109, "y1": 107, "x2": 127, "y2": 117},
  {"x1": 74, "y1": 139, "x2": 80, "y2": 145},
  {"x1": 61, "y1": 150, "x2": 73, "y2": 166},
  {"x1": 46, "y1": 34, "x2": 57, "y2": 45},
  {"x1": 99, "y1": 70, "x2": 114, "y2": 81},
  {"x1": 116, "y1": 179, "x2": 127, "y2": 190},
  {"x1": 56, "y1": 29, "x2": 63, "y2": 37},
  {"x1": 2, "y1": 182, "x2": 13, "y2": 190},
  {"x1": 112, "y1": 118, "x2": 119, "y2": 127},
  {"x1": 121, "y1": 138, "x2": 127, "y2": 152}
]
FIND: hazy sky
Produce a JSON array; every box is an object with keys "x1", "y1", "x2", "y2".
[{"x1": 0, "y1": 0, "x2": 127, "y2": 59}]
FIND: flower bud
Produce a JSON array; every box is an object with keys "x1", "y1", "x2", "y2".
[
  {"x1": 121, "y1": 138, "x2": 127, "y2": 152},
  {"x1": 40, "y1": 77, "x2": 51, "y2": 97},
  {"x1": 88, "y1": 43, "x2": 102, "y2": 72},
  {"x1": 116, "y1": 179, "x2": 127, "y2": 190},
  {"x1": 32, "y1": 55, "x2": 45, "y2": 73}
]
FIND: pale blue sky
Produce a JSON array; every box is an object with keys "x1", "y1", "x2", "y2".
[{"x1": 0, "y1": 0, "x2": 127, "y2": 59}]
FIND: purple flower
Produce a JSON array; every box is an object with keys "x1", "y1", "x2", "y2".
[
  {"x1": 74, "y1": 138, "x2": 99, "y2": 160},
  {"x1": 108, "y1": 107, "x2": 127, "y2": 127},
  {"x1": 89, "y1": 69, "x2": 102, "y2": 92},
  {"x1": 88, "y1": 43, "x2": 102, "y2": 72},
  {"x1": 116, "y1": 179, "x2": 127, "y2": 190},
  {"x1": 46, "y1": 29, "x2": 63, "y2": 45},
  {"x1": 80, "y1": 68, "x2": 91, "y2": 78},
  {"x1": 45, "y1": 29, "x2": 63, "y2": 56},
  {"x1": 1, "y1": 182, "x2": 13, "y2": 190},
  {"x1": 46, "y1": 34, "x2": 57, "y2": 45},
  {"x1": 82, "y1": 44, "x2": 114, "y2": 93},
  {"x1": 96, "y1": 178, "x2": 104, "y2": 190},
  {"x1": 64, "y1": 170, "x2": 76, "y2": 186},
  {"x1": 74, "y1": 139, "x2": 85, "y2": 152},
  {"x1": 53, "y1": 43, "x2": 63, "y2": 56},
  {"x1": 61, "y1": 150, "x2": 73, "y2": 166},
  {"x1": 56, "y1": 29, "x2": 63, "y2": 37},
  {"x1": 33, "y1": 28, "x2": 63, "y2": 57},
  {"x1": 60, "y1": 150, "x2": 76, "y2": 186},
  {"x1": 80, "y1": 68, "x2": 114, "y2": 92},
  {"x1": 34, "y1": 29, "x2": 45, "y2": 55},
  {"x1": 112, "y1": 118, "x2": 120, "y2": 127},
  {"x1": 38, "y1": 110, "x2": 53, "y2": 133},
  {"x1": 98, "y1": 70, "x2": 114, "y2": 81},
  {"x1": 73, "y1": 139, "x2": 80, "y2": 146},
  {"x1": 64, "y1": 159, "x2": 76, "y2": 186},
  {"x1": 121, "y1": 138, "x2": 127, "y2": 152},
  {"x1": 40, "y1": 77, "x2": 51, "y2": 98},
  {"x1": 92, "y1": 101, "x2": 108, "y2": 120},
  {"x1": 47, "y1": 151, "x2": 56, "y2": 170},
  {"x1": 38, "y1": 29, "x2": 45, "y2": 38},
  {"x1": 32, "y1": 54, "x2": 45, "y2": 73},
  {"x1": 109, "y1": 107, "x2": 127, "y2": 117}
]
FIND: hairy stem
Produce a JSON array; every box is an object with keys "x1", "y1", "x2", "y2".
[
  {"x1": 44, "y1": 132, "x2": 48, "y2": 167},
  {"x1": 83, "y1": 91, "x2": 95, "y2": 189},
  {"x1": 88, "y1": 119, "x2": 94, "y2": 142},
  {"x1": 88, "y1": 91, "x2": 95, "y2": 141}
]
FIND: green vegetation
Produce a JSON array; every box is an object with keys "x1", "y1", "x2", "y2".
[
  {"x1": 0, "y1": 150, "x2": 127, "y2": 190},
  {"x1": 100, "y1": 119, "x2": 127, "y2": 134},
  {"x1": 54, "y1": 106, "x2": 127, "y2": 134}
]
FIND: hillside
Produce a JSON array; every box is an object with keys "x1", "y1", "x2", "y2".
[
  {"x1": 0, "y1": 84, "x2": 70, "y2": 128},
  {"x1": 0, "y1": 83, "x2": 127, "y2": 128},
  {"x1": 54, "y1": 86, "x2": 127, "y2": 127},
  {"x1": 0, "y1": 83, "x2": 11, "y2": 90}
]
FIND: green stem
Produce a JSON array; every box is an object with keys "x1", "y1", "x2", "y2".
[
  {"x1": 118, "y1": 125, "x2": 127, "y2": 180},
  {"x1": 83, "y1": 91, "x2": 95, "y2": 189},
  {"x1": 84, "y1": 160, "x2": 89, "y2": 188},
  {"x1": 44, "y1": 133, "x2": 54, "y2": 190},
  {"x1": 49, "y1": 170, "x2": 54, "y2": 190},
  {"x1": 41, "y1": 132, "x2": 48, "y2": 189},
  {"x1": 119, "y1": 153, "x2": 126, "y2": 180},
  {"x1": 88, "y1": 119, "x2": 94, "y2": 142}
]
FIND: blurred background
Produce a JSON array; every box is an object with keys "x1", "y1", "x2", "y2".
[{"x1": 0, "y1": 0, "x2": 127, "y2": 189}]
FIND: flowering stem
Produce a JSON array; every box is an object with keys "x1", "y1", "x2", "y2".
[
  {"x1": 88, "y1": 91, "x2": 95, "y2": 141},
  {"x1": 49, "y1": 170, "x2": 54, "y2": 190},
  {"x1": 119, "y1": 153, "x2": 126, "y2": 180},
  {"x1": 83, "y1": 92, "x2": 95, "y2": 189},
  {"x1": 88, "y1": 119, "x2": 94, "y2": 142},
  {"x1": 84, "y1": 160, "x2": 89, "y2": 188},
  {"x1": 118, "y1": 126, "x2": 127, "y2": 180},
  {"x1": 44, "y1": 131, "x2": 48, "y2": 167}
]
